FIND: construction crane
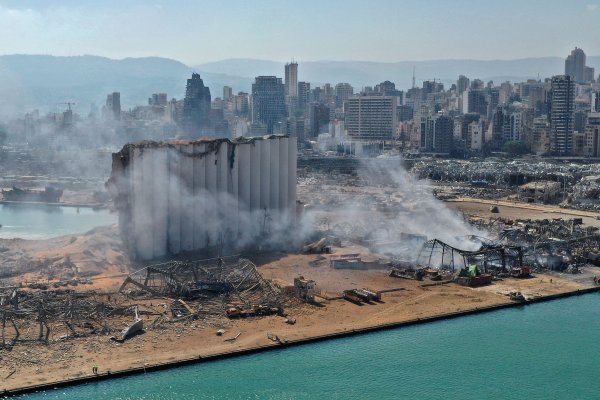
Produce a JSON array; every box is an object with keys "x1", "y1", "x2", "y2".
[{"x1": 57, "y1": 102, "x2": 76, "y2": 111}]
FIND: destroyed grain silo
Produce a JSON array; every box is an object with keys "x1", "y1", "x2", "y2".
[{"x1": 107, "y1": 134, "x2": 297, "y2": 260}]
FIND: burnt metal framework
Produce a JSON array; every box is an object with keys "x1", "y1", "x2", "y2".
[
  {"x1": 528, "y1": 234, "x2": 600, "y2": 265},
  {"x1": 120, "y1": 256, "x2": 281, "y2": 310},
  {"x1": 0, "y1": 290, "x2": 122, "y2": 348},
  {"x1": 416, "y1": 239, "x2": 523, "y2": 273}
]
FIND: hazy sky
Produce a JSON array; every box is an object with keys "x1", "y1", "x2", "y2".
[{"x1": 0, "y1": 0, "x2": 598, "y2": 65}]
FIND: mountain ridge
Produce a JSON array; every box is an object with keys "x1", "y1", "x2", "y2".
[{"x1": 1, "y1": 54, "x2": 598, "y2": 118}]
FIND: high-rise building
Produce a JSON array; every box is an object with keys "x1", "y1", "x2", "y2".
[
  {"x1": 457, "y1": 75, "x2": 470, "y2": 94},
  {"x1": 252, "y1": 76, "x2": 286, "y2": 134},
  {"x1": 223, "y1": 86, "x2": 233, "y2": 101},
  {"x1": 487, "y1": 88, "x2": 500, "y2": 120},
  {"x1": 334, "y1": 83, "x2": 354, "y2": 108},
  {"x1": 321, "y1": 83, "x2": 335, "y2": 107},
  {"x1": 149, "y1": 93, "x2": 167, "y2": 107},
  {"x1": 565, "y1": 47, "x2": 587, "y2": 83},
  {"x1": 454, "y1": 113, "x2": 481, "y2": 147},
  {"x1": 297, "y1": 81, "x2": 310, "y2": 111},
  {"x1": 469, "y1": 120, "x2": 484, "y2": 151},
  {"x1": 106, "y1": 92, "x2": 121, "y2": 120},
  {"x1": 575, "y1": 110, "x2": 587, "y2": 133},
  {"x1": 593, "y1": 91, "x2": 600, "y2": 113},
  {"x1": 471, "y1": 79, "x2": 484, "y2": 90},
  {"x1": 284, "y1": 61, "x2": 298, "y2": 98},
  {"x1": 584, "y1": 67, "x2": 596, "y2": 83},
  {"x1": 502, "y1": 111, "x2": 523, "y2": 142},
  {"x1": 397, "y1": 105, "x2": 414, "y2": 122},
  {"x1": 182, "y1": 73, "x2": 211, "y2": 137},
  {"x1": 530, "y1": 116, "x2": 551, "y2": 155},
  {"x1": 233, "y1": 92, "x2": 249, "y2": 116},
  {"x1": 422, "y1": 114, "x2": 453, "y2": 154},
  {"x1": 344, "y1": 96, "x2": 398, "y2": 140},
  {"x1": 550, "y1": 75, "x2": 575, "y2": 155},
  {"x1": 467, "y1": 89, "x2": 488, "y2": 116},
  {"x1": 308, "y1": 103, "x2": 330, "y2": 137},
  {"x1": 585, "y1": 112, "x2": 600, "y2": 157}
]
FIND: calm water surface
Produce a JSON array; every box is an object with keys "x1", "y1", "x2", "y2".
[
  {"x1": 18, "y1": 293, "x2": 600, "y2": 400},
  {"x1": 0, "y1": 204, "x2": 116, "y2": 239}
]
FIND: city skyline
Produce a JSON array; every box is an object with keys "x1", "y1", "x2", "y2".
[{"x1": 0, "y1": 0, "x2": 599, "y2": 64}]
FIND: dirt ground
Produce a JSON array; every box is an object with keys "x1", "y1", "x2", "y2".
[
  {"x1": 0, "y1": 245, "x2": 592, "y2": 393},
  {"x1": 446, "y1": 198, "x2": 600, "y2": 228},
  {"x1": 1, "y1": 196, "x2": 600, "y2": 392}
]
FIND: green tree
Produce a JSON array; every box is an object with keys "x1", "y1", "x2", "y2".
[{"x1": 502, "y1": 140, "x2": 528, "y2": 157}]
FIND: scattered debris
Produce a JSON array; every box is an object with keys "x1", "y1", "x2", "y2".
[{"x1": 224, "y1": 332, "x2": 241, "y2": 342}]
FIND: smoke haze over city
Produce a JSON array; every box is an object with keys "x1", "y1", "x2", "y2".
[{"x1": 0, "y1": 0, "x2": 599, "y2": 63}]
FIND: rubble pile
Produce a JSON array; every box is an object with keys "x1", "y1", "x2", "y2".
[
  {"x1": 119, "y1": 256, "x2": 283, "y2": 316},
  {"x1": 411, "y1": 159, "x2": 600, "y2": 209},
  {"x1": 0, "y1": 256, "x2": 286, "y2": 348},
  {"x1": 0, "y1": 289, "x2": 142, "y2": 347},
  {"x1": 452, "y1": 217, "x2": 600, "y2": 272}
]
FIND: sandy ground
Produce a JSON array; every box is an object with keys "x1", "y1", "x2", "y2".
[
  {"x1": 0, "y1": 225, "x2": 129, "y2": 286},
  {"x1": 446, "y1": 198, "x2": 600, "y2": 228},
  {"x1": 0, "y1": 246, "x2": 593, "y2": 393},
  {"x1": 1, "y1": 198, "x2": 599, "y2": 392}
]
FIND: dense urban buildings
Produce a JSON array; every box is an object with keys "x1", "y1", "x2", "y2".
[{"x1": 5, "y1": 46, "x2": 599, "y2": 158}]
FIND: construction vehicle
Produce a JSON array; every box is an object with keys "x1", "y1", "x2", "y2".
[
  {"x1": 455, "y1": 265, "x2": 492, "y2": 287},
  {"x1": 510, "y1": 267, "x2": 531, "y2": 278}
]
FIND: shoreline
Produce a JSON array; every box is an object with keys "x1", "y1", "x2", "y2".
[
  {"x1": 0, "y1": 200, "x2": 105, "y2": 209},
  {"x1": 4, "y1": 285, "x2": 599, "y2": 398}
]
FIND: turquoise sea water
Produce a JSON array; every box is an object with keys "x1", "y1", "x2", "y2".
[
  {"x1": 0, "y1": 204, "x2": 116, "y2": 240},
  {"x1": 18, "y1": 293, "x2": 600, "y2": 400}
]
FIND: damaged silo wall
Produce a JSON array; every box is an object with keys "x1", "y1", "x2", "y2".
[{"x1": 106, "y1": 135, "x2": 297, "y2": 260}]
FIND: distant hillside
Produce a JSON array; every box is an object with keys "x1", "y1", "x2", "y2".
[
  {"x1": 1, "y1": 54, "x2": 599, "y2": 119},
  {"x1": 197, "y1": 57, "x2": 600, "y2": 89},
  {"x1": 0, "y1": 55, "x2": 250, "y2": 118}
]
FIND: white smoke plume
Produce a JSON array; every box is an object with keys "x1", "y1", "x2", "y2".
[{"x1": 310, "y1": 158, "x2": 488, "y2": 261}]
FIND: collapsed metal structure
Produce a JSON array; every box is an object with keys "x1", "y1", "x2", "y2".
[
  {"x1": 0, "y1": 289, "x2": 134, "y2": 348},
  {"x1": 414, "y1": 217, "x2": 600, "y2": 273},
  {"x1": 0, "y1": 257, "x2": 282, "y2": 347},
  {"x1": 119, "y1": 256, "x2": 282, "y2": 313},
  {"x1": 415, "y1": 239, "x2": 523, "y2": 273}
]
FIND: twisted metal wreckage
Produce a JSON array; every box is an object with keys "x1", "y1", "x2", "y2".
[
  {"x1": 0, "y1": 289, "x2": 129, "y2": 348},
  {"x1": 0, "y1": 256, "x2": 282, "y2": 347},
  {"x1": 119, "y1": 256, "x2": 282, "y2": 311},
  {"x1": 414, "y1": 219, "x2": 600, "y2": 273}
]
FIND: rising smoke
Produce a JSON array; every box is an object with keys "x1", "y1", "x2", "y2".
[{"x1": 315, "y1": 158, "x2": 488, "y2": 261}]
